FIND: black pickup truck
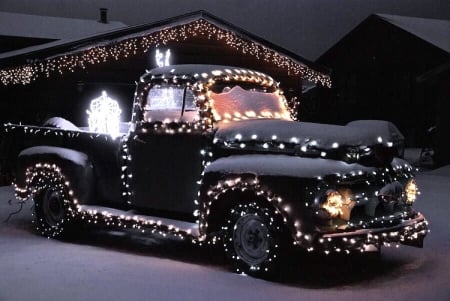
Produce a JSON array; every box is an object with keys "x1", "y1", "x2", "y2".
[{"x1": 1, "y1": 64, "x2": 428, "y2": 277}]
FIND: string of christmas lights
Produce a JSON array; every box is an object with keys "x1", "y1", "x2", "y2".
[
  {"x1": 14, "y1": 160, "x2": 428, "y2": 254},
  {"x1": 8, "y1": 122, "x2": 428, "y2": 256},
  {"x1": 134, "y1": 66, "x2": 297, "y2": 132},
  {"x1": 0, "y1": 19, "x2": 332, "y2": 87},
  {"x1": 2, "y1": 61, "x2": 428, "y2": 263},
  {"x1": 16, "y1": 163, "x2": 78, "y2": 238},
  {"x1": 15, "y1": 162, "x2": 200, "y2": 241}
]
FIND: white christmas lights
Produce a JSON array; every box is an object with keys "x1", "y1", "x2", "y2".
[
  {"x1": 0, "y1": 19, "x2": 331, "y2": 87},
  {"x1": 10, "y1": 148, "x2": 428, "y2": 256}
]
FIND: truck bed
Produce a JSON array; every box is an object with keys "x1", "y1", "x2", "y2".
[{"x1": 1, "y1": 123, "x2": 125, "y2": 205}]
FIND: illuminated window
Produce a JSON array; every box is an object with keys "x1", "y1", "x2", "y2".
[
  {"x1": 143, "y1": 84, "x2": 197, "y2": 123},
  {"x1": 145, "y1": 85, "x2": 195, "y2": 111}
]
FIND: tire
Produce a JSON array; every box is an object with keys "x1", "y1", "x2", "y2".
[
  {"x1": 223, "y1": 202, "x2": 288, "y2": 278},
  {"x1": 33, "y1": 183, "x2": 76, "y2": 239}
]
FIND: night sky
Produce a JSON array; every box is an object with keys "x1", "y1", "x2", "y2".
[{"x1": 1, "y1": 0, "x2": 449, "y2": 60}]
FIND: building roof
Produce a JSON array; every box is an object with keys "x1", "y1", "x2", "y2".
[
  {"x1": 377, "y1": 14, "x2": 450, "y2": 53},
  {"x1": 317, "y1": 13, "x2": 450, "y2": 69},
  {"x1": 0, "y1": 10, "x2": 330, "y2": 87},
  {"x1": 0, "y1": 11, "x2": 127, "y2": 40}
]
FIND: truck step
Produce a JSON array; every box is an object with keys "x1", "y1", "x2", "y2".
[{"x1": 77, "y1": 205, "x2": 200, "y2": 239}]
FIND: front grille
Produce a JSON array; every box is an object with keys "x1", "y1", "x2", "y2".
[{"x1": 349, "y1": 195, "x2": 408, "y2": 229}]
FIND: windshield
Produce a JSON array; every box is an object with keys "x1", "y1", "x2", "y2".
[
  {"x1": 210, "y1": 85, "x2": 291, "y2": 122},
  {"x1": 145, "y1": 84, "x2": 196, "y2": 111}
]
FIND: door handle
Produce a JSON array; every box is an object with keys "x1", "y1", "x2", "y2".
[{"x1": 133, "y1": 135, "x2": 147, "y2": 144}]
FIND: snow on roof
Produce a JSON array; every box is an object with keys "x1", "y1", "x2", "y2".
[
  {"x1": 0, "y1": 11, "x2": 127, "y2": 40},
  {"x1": 0, "y1": 13, "x2": 200, "y2": 60},
  {"x1": 376, "y1": 14, "x2": 450, "y2": 53}
]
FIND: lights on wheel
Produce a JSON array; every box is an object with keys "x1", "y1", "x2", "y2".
[
  {"x1": 320, "y1": 189, "x2": 355, "y2": 221},
  {"x1": 405, "y1": 179, "x2": 419, "y2": 205}
]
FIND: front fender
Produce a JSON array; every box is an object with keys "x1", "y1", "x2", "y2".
[
  {"x1": 198, "y1": 174, "x2": 299, "y2": 242},
  {"x1": 200, "y1": 154, "x2": 413, "y2": 248}
]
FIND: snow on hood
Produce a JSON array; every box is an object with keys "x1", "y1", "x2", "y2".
[
  {"x1": 205, "y1": 155, "x2": 412, "y2": 179},
  {"x1": 205, "y1": 154, "x2": 377, "y2": 179},
  {"x1": 346, "y1": 120, "x2": 404, "y2": 141},
  {"x1": 214, "y1": 119, "x2": 402, "y2": 150}
]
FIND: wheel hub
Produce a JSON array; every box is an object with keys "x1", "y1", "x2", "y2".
[
  {"x1": 42, "y1": 190, "x2": 64, "y2": 226},
  {"x1": 233, "y1": 214, "x2": 269, "y2": 265}
]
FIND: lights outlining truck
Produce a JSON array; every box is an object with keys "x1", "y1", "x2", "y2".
[{"x1": 2, "y1": 64, "x2": 428, "y2": 278}]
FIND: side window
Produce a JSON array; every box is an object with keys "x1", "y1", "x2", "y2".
[{"x1": 143, "y1": 84, "x2": 197, "y2": 122}]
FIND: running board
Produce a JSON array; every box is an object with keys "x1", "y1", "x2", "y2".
[{"x1": 77, "y1": 205, "x2": 200, "y2": 239}]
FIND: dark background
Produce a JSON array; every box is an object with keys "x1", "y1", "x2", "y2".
[{"x1": 1, "y1": 0, "x2": 449, "y2": 61}]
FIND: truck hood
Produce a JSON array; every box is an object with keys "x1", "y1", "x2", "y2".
[{"x1": 213, "y1": 119, "x2": 404, "y2": 164}]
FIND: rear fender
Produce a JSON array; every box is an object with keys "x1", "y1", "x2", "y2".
[{"x1": 16, "y1": 146, "x2": 94, "y2": 204}]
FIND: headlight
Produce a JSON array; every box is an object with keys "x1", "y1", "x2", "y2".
[
  {"x1": 405, "y1": 179, "x2": 419, "y2": 205},
  {"x1": 321, "y1": 189, "x2": 355, "y2": 220},
  {"x1": 345, "y1": 146, "x2": 372, "y2": 162}
]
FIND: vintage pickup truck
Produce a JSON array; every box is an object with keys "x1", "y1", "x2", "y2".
[{"x1": 1, "y1": 64, "x2": 428, "y2": 277}]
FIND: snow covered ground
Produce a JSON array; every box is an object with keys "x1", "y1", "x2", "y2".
[{"x1": 0, "y1": 167, "x2": 449, "y2": 301}]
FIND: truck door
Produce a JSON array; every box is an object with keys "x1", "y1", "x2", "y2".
[{"x1": 128, "y1": 84, "x2": 205, "y2": 220}]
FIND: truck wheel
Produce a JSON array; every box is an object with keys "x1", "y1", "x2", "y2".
[
  {"x1": 223, "y1": 202, "x2": 287, "y2": 278},
  {"x1": 33, "y1": 185, "x2": 75, "y2": 239}
]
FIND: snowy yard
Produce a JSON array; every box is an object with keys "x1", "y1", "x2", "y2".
[{"x1": 0, "y1": 167, "x2": 449, "y2": 301}]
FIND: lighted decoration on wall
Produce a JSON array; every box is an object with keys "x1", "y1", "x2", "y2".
[
  {"x1": 86, "y1": 91, "x2": 122, "y2": 137},
  {"x1": 155, "y1": 49, "x2": 171, "y2": 67},
  {"x1": 0, "y1": 19, "x2": 331, "y2": 87}
]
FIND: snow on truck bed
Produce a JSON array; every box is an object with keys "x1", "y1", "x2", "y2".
[
  {"x1": 19, "y1": 146, "x2": 89, "y2": 167},
  {"x1": 42, "y1": 117, "x2": 131, "y2": 134}
]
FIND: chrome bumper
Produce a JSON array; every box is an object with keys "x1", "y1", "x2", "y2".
[{"x1": 314, "y1": 213, "x2": 428, "y2": 253}]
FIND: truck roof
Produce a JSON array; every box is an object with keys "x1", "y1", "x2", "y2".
[{"x1": 140, "y1": 64, "x2": 276, "y2": 87}]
